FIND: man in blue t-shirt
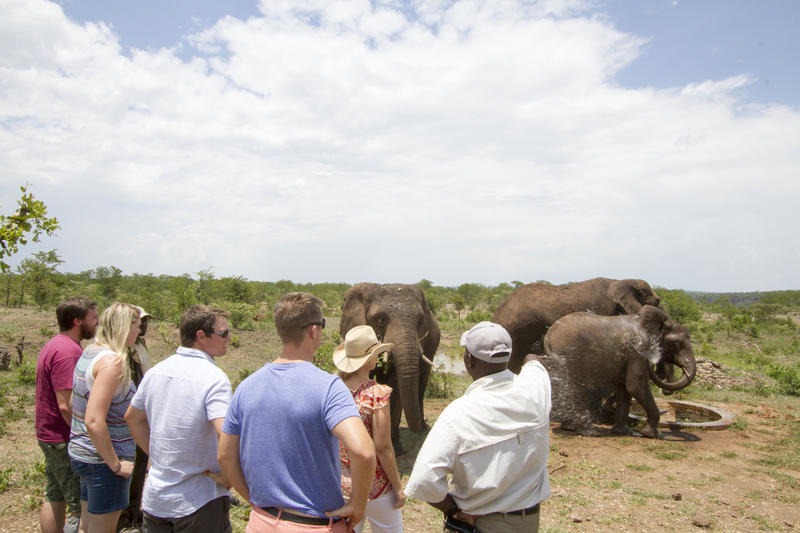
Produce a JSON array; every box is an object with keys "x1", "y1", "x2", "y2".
[{"x1": 219, "y1": 292, "x2": 376, "y2": 532}]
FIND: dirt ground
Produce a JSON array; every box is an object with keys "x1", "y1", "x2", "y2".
[{"x1": 1, "y1": 308, "x2": 799, "y2": 532}]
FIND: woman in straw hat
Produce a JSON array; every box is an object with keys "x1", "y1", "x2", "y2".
[{"x1": 335, "y1": 325, "x2": 406, "y2": 533}]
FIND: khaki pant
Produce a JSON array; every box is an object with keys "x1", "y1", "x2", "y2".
[{"x1": 473, "y1": 507, "x2": 539, "y2": 533}]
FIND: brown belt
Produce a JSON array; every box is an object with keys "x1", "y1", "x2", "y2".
[{"x1": 260, "y1": 507, "x2": 341, "y2": 526}]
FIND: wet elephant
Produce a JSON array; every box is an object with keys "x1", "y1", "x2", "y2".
[
  {"x1": 493, "y1": 277, "x2": 662, "y2": 373},
  {"x1": 340, "y1": 283, "x2": 440, "y2": 453},
  {"x1": 543, "y1": 305, "x2": 696, "y2": 438}
]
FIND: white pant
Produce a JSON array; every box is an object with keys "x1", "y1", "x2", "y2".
[{"x1": 353, "y1": 492, "x2": 403, "y2": 533}]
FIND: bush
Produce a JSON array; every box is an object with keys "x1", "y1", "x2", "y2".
[
  {"x1": 232, "y1": 368, "x2": 253, "y2": 391},
  {"x1": 767, "y1": 363, "x2": 800, "y2": 396},
  {"x1": 0, "y1": 468, "x2": 11, "y2": 493},
  {"x1": 17, "y1": 361, "x2": 36, "y2": 386},
  {"x1": 226, "y1": 303, "x2": 257, "y2": 330},
  {"x1": 465, "y1": 308, "x2": 491, "y2": 323},
  {"x1": 314, "y1": 341, "x2": 338, "y2": 375}
]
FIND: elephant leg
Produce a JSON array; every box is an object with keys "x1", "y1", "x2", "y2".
[
  {"x1": 417, "y1": 358, "x2": 432, "y2": 432},
  {"x1": 627, "y1": 372, "x2": 660, "y2": 439},
  {"x1": 611, "y1": 385, "x2": 633, "y2": 435},
  {"x1": 388, "y1": 387, "x2": 405, "y2": 455}
]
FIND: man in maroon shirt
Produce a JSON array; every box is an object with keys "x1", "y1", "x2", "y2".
[{"x1": 35, "y1": 297, "x2": 98, "y2": 533}]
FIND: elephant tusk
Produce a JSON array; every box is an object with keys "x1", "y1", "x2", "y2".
[{"x1": 420, "y1": 354, "x2": 434, "y2": 366}]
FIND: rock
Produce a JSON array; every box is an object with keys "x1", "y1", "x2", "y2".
[
  {"x1": 692, "y1": 515, "x2": 712, "y2": 528},
  {"x1": 559, "y1": 450, "x2": 569, "y2": 457},
  {"x1": 571, "y1": 517, "x2": 583, "y2": 523},
  {"x1": 784, "y1": 521, "x2": 794, "y2": 528},
  {"x1": 672, "y1": 493, "x2": 682, "y2": 501}
]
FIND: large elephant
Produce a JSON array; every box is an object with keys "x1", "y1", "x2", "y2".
[
  {"x1": 493, "y1": 277, "x2": 662, "y2": 373},
  {"x1": 543, "y1": 305, "x2": 696, "y2": 439},
  {"x1": 340, "y1": 283, "x2": 440, "y2": 453}
]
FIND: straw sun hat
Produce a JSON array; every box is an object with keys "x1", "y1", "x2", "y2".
[{"x1": 333, "y1": 325, "x2": 394, "y2": 373}]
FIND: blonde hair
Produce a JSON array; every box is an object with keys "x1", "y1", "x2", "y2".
[{"x1": 94, "y1": 302, "x2": 139, "y2": 388}]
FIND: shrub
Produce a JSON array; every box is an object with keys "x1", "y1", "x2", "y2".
[
  {"x1": 232, "y1": 368, "x2": 253, "y2": 391},
  {"x1": 767, "y1": 363, "x2": 800, "y2": 396},
  {"x1": 425, "y1": 371, "x2": 460, "y2": 399},
  {"x1": 227, "y1": 303, "x2": 257, "y2": 330},
  {"x1": 465, "y1": 308, "x2": 491, "y2": 323},
  {"x1": 17, "y1": 361, "x2": 36, "y2": 386},
  {"x1": 0, "y1": 468, "x2": 11, "y2": 493},
  {"x1": 230, "y1": 334, "x2": 241, "y2": 348},
  {"x1": 314, "y1": 341, "x2": 338, "y2": 375}
]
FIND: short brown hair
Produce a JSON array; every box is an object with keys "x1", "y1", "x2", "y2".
[
  {"x1": 56, "y1": 297, "x2": 97, "y2": 331},
  {"x1": 273, "y1": 292, "x2": 323, "y2": 345},
  {"x1": 180, "y1": 305, "x2": 229, "y2": 347}
]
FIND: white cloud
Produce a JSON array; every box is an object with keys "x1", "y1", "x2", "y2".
[{"x1": 1, "y1": 0, "x2": 798, "y2": 291}]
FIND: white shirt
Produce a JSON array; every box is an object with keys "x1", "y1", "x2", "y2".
[
  {"x1": 405, "y1": 360, "x2": 551, "y2": 515},
  {"x1": 130, "y1": 346, "x2": 231, "y2": 518}
]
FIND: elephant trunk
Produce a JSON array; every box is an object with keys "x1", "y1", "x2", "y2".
[
  {"x1": 393, "y1": 337, "x2": 424, "y2": 433},
  {"x1": 649, "y1": 349, "x2": 696, "y2": 391}
]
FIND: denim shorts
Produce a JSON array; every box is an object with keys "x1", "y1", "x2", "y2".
[{"x1": 70, "y1": 459, "x2": 132, "y2": 514}]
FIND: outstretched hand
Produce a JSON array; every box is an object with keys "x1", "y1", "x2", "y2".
[{"x1": 325, "y1": 501, "x2": 365, "y2": 533}]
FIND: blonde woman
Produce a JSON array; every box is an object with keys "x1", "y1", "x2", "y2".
[
  {"x1": 334, "y1": 325, "x2": 406, "y2": 533},
  {"x1": 68, "y1": 303, "x2": 140, "y2": 532}
]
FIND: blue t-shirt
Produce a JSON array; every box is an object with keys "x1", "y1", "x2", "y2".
[{"x1": 223, "y1": 361, "x2": 359, "y2": 517}]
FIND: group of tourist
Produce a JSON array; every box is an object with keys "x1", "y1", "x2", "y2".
[{"x1": 35, "y1": 292, "x2": 552, "y2": 533}]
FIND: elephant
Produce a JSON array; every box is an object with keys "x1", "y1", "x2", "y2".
[
  {"x1": 493, "y1": 277, "x2": 663, "y2": 373},
  {"x1": 542, "y1": 305, "x2": 696, "y2": 439},
  {"x1": 339, "y1": 283, "x2": 440, "y2": 453}
]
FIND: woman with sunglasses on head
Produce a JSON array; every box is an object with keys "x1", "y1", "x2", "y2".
[
  {"x1": 69, "y1": 303, "x2": 141, "y2": 532},
  {"x1": 335, "y1": 326, "x2": 406, "y2": 533}
]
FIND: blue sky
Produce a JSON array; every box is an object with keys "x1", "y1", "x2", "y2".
[
  {"x1": 57, "y1": 0, "x2": 799, "y2": 107},
  {"x1": 2, "y1": 0, "x2": 799, "y2": 292}
]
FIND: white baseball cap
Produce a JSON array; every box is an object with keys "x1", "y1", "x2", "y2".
[{"x1": 460, "y1": 321, "x2": 512, "y2": 364}]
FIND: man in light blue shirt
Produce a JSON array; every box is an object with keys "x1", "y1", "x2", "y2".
[
  {"x1": 125, "y1": 305, "x2": 233, "y2": 533},
  {"x1": 218, "y1": 292, "x2": 376, "y2": 533}
]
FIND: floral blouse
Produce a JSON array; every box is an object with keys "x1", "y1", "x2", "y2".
[{"x1": 340, "y1": 380, "x2": 393, "y2": 500}]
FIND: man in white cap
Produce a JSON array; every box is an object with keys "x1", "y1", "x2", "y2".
[{"x1": 405, "y1": 321, "x2": 551, "y2": 532}]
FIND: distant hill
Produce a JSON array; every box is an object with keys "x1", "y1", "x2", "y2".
[{"x1": 687, "y1": 290, "x2": 800, "y2": 307}]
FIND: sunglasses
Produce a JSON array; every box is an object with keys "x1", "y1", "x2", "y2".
[
  {"x1": 303, "y1": 318, "x2": 326, "y2": 330},
  {"x1": 209, "y1": 329, "x2": 230, "y2": 338}
]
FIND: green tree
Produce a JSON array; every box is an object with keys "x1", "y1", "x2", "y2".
[
  {"x1": 0, "y1": 186, "x2": 59, "y2": 271},
  {"x1": 92, "y1": 266, "x2": 123, "y2": 301},
  {"x1": 18, "y1": 250, "x2": 63, "y2": 308},
  {"x1": 196, "y1": 267, "x2": 216, "y2": 304}
]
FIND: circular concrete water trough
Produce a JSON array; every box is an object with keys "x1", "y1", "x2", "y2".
[{"x1": 628, "y1": 399, "x2": 735, "y2": 431}]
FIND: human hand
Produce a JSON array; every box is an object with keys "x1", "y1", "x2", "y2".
[
  {"x1": 452, "y1": 510, "x2": 477, "y2": 526},
  {"x1": 203, "y1": 470, "x2": 231, "y2": 489},
  {"x1": 325, "y1": 501, "x2": 364, "y2": 533},
  {"x1": 115, "y1": 460, "x2": 135, "y2": 478},
  {"x1": 392, "y1": 488, "x2": 406, "y2": 508}
]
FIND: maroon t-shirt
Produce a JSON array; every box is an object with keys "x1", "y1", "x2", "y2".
[{"x1": 35, "y1": 334, "x2": 83, "y2": 442}]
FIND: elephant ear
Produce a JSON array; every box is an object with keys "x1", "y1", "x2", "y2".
[
  {"x1": 638, "y1": 305, "x2": 668, "y2": 336},
  {"x1": 663, "y1": 319, "x2": 691, "y2": 344},
  {"x1": 609, "y1": 279, "x2": 650, "y2": 314},
  {"x1": 340, "y1": 284, "x2": 369, "y2": 337}
]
